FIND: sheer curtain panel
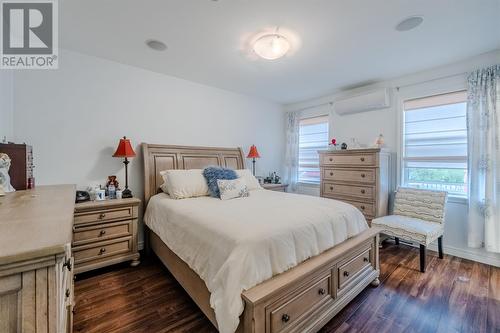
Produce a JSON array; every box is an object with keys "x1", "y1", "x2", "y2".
[{"x1": 467, "y1": 65, "x2": 500, "y2": 252}]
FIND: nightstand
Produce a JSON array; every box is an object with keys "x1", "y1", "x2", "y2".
[
  {"x1": 73, "y1": 197, "x2": 141, "y2": 274},
  {"x1": 262, "y1": 183, "x2": 289, "y2": 192}
]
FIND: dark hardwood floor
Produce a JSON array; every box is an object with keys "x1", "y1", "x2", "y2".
[{"x1": 74, "y1": 241, "x2": 500, "y2": 333}]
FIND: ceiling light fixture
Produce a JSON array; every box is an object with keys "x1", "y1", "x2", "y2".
[
  {"x1": 395, "y1": 16, "x2": 424, "y2": 32},
  {"x1": 253, "y1": 33, "x2": 290, "y2": 60},
  {"x1": 145, "y1": 39, "x2": 167, "y2": 51}
]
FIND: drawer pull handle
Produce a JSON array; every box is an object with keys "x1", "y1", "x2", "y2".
[
  {"x1": 343, "y1": 271, "x2": 350, "y2": 277},
  {"x1": 99, "y1": 230, "x2": 106, "y2": 236},
  {"x1": 329, "y1": 158, "x2": 333, "y2": 162},
  {"x1": 360, "y1": 157, "x2": 365, "y2": 162},
  {"x1": 63, "y1": 258, "x2": 72, "y2": 272},
  {"x1": 361, "y1": 189, "x2": 366, "y2": 194},
  {"x1": 99, "y1": 248, "x2": 106, "y2": 255},
  {"x1": 318, "y1": 288, "x2": 326, "y2": 295},
  {"x1": 98, "y1": 213, "x2": 106, "y2": 219},
  {"x1": 65, "y1": 289, "x2": 70, "y2": 298},
  {"x1": 360, "y1": 205, "x2": 365, "y2": 210},
  {"x1": 282, "y1": 314, "x2": 290, "y2": 323},
  {"x1": 330, "y1": 186, "x2": 334, "y2": 191},
  {"x1": 330, "y1": 172, "x2": 334, "y2": 176},
  {"x1": 361, "y1": 173, "x2": 366, "y2": 178},
  {"x1": 363, "y1": 257, "x2": 369, "y2": 262}
]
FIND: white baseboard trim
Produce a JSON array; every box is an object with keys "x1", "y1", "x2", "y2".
[
  {"x1": 427, "y1": 243, "x2": 500, "y2": 268},
  {"x1": 394, "y1": 238, "x2": 500, "y2": 268}
]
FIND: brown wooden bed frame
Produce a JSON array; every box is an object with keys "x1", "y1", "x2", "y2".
[{"x1": 142, "y1": 143, "x2": 380, "y2": 333}]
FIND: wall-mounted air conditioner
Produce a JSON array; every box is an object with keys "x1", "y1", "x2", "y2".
[{"x1": 333, "y1": 88, "x2": 391, "y2": 115}]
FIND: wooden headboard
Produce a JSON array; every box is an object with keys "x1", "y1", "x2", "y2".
[{"x1": 142, "y1": 143, "x2": 245, "y2": 204}]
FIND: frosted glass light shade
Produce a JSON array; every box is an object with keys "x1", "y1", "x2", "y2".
[{"x1": 253, "y1": 34, "x2": 290, "y2": 60}]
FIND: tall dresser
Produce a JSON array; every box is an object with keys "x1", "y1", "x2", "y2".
[
  {"x1": 319, "y1": 148, "x2": 390, "y2": 224},
  {"x1": 0, "y1": 185, "x2": 75, "y2": 333}
]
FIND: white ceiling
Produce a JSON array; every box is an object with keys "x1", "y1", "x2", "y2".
[{"x1": 60, "y1": 0, "x2": 500, "y2": 104}]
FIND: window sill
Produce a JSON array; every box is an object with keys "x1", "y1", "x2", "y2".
[
  {"x1": 297, "y1": 182, "x2": 320, "y2": 187},
  {"x1": 447, "y1": 195, "x2": 468, "y2": 205}
]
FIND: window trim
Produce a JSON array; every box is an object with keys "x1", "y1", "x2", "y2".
[
  {"x1": 298, "y1": 114, "x2": 329, "y2": 185},
  {"x1": 396, "y1": 76, "x2": 468, "y2": 203}
]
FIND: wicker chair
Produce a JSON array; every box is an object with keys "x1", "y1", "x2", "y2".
[{"x1": 372, "y1": 187, "x2": 448, "y2": 272}]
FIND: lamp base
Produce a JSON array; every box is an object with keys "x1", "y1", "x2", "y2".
[{"x1": 122, "y1": 188, "x2": 133, "y2": 199}]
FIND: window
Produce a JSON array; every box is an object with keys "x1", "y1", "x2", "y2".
[
  {"x1": 402, "y1": 90, "x2": 468, "y2": 197},
  {"x1": 298, "y1": 115, "x2": 329, "y2": 184}
]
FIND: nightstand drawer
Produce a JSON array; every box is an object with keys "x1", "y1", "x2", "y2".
[
  {"x1": 73, "y1": 221, "x2": 132, "y2": 246},
  {"x1": 73, "y1": 237, "x2": 132, "y2": 264},
  {"x1": 74, "y1": 206, "x2": 133, "y2": 225},
  {"x1": 322, "y1": 168, "x2": 375, "y2": 184}
]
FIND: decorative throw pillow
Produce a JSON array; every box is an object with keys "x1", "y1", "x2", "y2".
[
  {"x1": 161, "y1": 169, "x2": 210, "y2": 199},
  {"x1": 217, "y1": 178, "x2": 249, "y2": 200},
  {"x1": 235, "y1": 169, "x2": 262, "y2": 191},
  {"x1": 202, "y1": 166, "x2": 238, "y2": 198}
]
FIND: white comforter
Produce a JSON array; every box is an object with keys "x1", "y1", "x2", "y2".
[{"x1": 144, "y1": 189, "x2": 368, "y2": 333}]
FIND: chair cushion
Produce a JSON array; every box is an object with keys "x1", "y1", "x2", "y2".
[{"x1": 371, "y1": 215, "x2": 443, "y2": 246}]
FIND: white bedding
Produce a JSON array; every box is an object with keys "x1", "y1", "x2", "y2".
[{"x1": 144, "y1": 189, "x2": 368, "y2": 333}]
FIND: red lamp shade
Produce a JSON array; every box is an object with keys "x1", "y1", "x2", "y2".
[
  {"x1": 246, "y1": 145, "x2": 260, "y2": 159},
  {"x1": 112, "y1": 136, "x2": 136, "y2": 158}
]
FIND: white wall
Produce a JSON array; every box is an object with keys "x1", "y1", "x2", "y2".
[
  {"x1": 12, "y1": 49, "x2": 285, "y2": 246},
  {"x1": 0, "y1": 71, "x2": 14, "y2": 142},
  {"x1": 286, "y1": 49, "x2": 500, "y2": 267}
]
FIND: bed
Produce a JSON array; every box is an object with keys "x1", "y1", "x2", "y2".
[{"x1": 142, "y1": 144, "x2": 380, "y2": 333}]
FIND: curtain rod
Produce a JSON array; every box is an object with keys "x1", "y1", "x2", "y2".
[{"x1": 396, "y1": 72, "x2": 467, "y2": 91}]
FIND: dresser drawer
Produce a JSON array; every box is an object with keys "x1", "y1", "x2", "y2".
[
  {"x1": 268, "y1": 275, "x2": 332, "y2": 333},
  {"x1": 74, "y1": 206, "x2": 133, "y2": 225},
  {"x1": 343, "y1": 199, "x2": 375, "y2": 216},
  {"x1": 338, "y1": 247, "x2": 372, "y2": 290},
  {"x1": 73, "y1": 221, "x2": 132, "y2": 246},
  {"x1": 322, "y1": 168, "x2": 375, "y2": 184},
  {"x1": 73, "y1": 237, "x2": 132, "y2": 264},
  {"x1": 321, "y1": 153, "x2": 376, "y2": 167},
  {"x1": 322, "y1": 194, "x2": 375, "y2": 221},
  {"x1": 323, "y1": 182, "x2": 374, "y2": 199}
]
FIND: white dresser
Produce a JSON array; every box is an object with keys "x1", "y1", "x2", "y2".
[{"x1": 319, "y1": 148, "x2": 390, "y2": 224}]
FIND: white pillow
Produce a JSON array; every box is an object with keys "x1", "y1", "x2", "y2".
[
  {"x1": 159, "y1": 170, "x2": 169, "y2": 194},
  {"x1": 235, "y1": 169, "x2": 262, "y2": 191},
  {"x1": 160, "y1": 169, "x2": 210, "y2": 199},
  {"x1": 217, "y1": 178, "x2": 249, "y2": 200}
]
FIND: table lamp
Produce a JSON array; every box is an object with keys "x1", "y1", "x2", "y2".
[
  {"x1": 246, "y1": 145, "x2": 260, "y2": 176},
  {"x1": 112, "y1": 136, "x2": 136, "y2": 198}
]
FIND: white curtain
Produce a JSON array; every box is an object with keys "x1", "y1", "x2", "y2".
[
  {"x1": 467, "y1": 65, "x2": 500, "y2": 252},
  {"x1": 284, "y1": 111, "x2": 301, "y2": 192}
]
